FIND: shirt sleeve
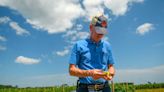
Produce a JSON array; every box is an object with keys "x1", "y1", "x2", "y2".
[
  {"x1": 107, "y1": 44, "x2": 115, "y2": 65},
  {"x1": 69, "y1": 43, "x2": 80, "y2": 65}
]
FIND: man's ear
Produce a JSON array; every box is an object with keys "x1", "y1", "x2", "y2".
[
  {"x1": 90, "y1": 24, "x2": 92, "y2": 29},
  {"x1": 90, "y1": 24, "x2": 93, "y2": 31},
  {"x1": 89, "y1": 25, "x2": 93, "y2": 32}
]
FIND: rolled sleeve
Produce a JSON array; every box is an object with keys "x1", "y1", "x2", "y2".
[
  {"x1": 69, "y1": 44, "x2": 79, "y2": 65},
  {"x1": 107, "y1": 45, "x2": 115, "y2": 65}
]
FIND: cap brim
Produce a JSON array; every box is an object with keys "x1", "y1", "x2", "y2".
[{"x1": 95, "y1": 27, "x2": 107, "y2": 34}]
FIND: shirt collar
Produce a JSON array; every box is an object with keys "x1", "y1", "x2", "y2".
[{"x1": 86, "y1": 37, "x2": 103, "y2": 45}]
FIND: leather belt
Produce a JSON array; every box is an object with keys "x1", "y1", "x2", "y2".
[{"x1": 78, "y1": 82, "x2": 109, "y2": 91}]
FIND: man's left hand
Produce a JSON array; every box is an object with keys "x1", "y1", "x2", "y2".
[{"x1": 103, "y1": 75, "x2": 113, "y2": 80}]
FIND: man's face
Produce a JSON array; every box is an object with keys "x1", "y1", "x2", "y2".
[{"x1": 90, "y1": 25, "x2": 104, "y2": 41}]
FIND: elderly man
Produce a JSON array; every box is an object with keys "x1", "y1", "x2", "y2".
[{"x1": 69, "y1": 15, "x2": 115, "y2": 92}]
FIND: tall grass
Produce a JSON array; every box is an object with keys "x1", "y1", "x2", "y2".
[
  {"x1": 0, "y1": 86, "x2": 76, "y2": 92},
  {"x1": 136, "y1": 88, "x2": 164, "y2": 92},
  {"x1": 0, "y1": 83, "x2": 164, "y2": 92}
]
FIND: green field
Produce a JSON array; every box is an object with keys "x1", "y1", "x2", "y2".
[
  {"x1": 1, "y1": 88, "x2": 164, "y2": 92},
  {"x1": 0, "y1": 83, "x2": 164, "y2": 92},
  {"x1": 136, "y1": 88, "x2": 164, "y2": 92},
  {"x1": 0, "y1": 86, "x2": 76, "y2": 92}
]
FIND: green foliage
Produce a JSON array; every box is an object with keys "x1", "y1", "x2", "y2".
[
  {"x1": 113, "y1": 83, "x2": 135, "y2": 92},
  {"x1": 136, "y1": 88, "x2": 164, "y2": 92},
  {"x1": 112, "y1": 82, "x2": 164, "y2": 92},
  {"x1": 0, "y1": 82, "x2": 164, "y2": 92},
  {"x1": 0, "y1": 86, "x2": 76, "y2": 92},
  {"x1": 135, "y1": 83, "x2": 164, "y2": 89}
]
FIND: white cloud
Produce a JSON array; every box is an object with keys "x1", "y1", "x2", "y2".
[
  {"x1": 83, "y1": 0, "x2": 104, "y2": 18},
  {"x1": 63, "y1": 30, "x2": 77, "y2": 37},
  {"x1": 75, "y1": 31, "x2": 90, "y2": 40},
  {"x1": 0, "y1": 0, "x2": 145, "y2": 57},
  {"x1": 0, "y1": 0, "x2": 84, "y2": 34},
  {"x1": 0, "y1": 45, "x2": 6, "y2": 51},
  {"x1": 56, "y1": 30, "x2": 89, "y2": 56},
  {"x1": 76, "y1": 24, "x2": 83, "y2": 31},
  {"x1": 0, "y1": 35, "x2": 7, "y2": 42},
  {"x1": 104, "y1": 0, "x2": 144, "y2": 16},
  {"x1": 131, "y1": 0, "x2": 144, "y2": 3},
  {"x1": 0, "y1": 0, "x2": 144, "y2": 35},
  {"x1": 0, "y1": 16, "x2": 30, "y2": 36},
  {"x1": 136, "y1": 23, "x2": 154, "y2": 35},
  {"x1": 0, "y1": 16, "x2": 11, "y2": 24},
  {"x1": 56, "y1": 49, "x2": 69, "y2": 56},
  {"x1": 63, "y1": 30, "x2": 89, "y2": 44},
  {"x1": 15, "y1": 56, "x2": 40, "y2": 65},
  {"x1": 9, "y1": 21, "x2": 30, "y2": 36}
]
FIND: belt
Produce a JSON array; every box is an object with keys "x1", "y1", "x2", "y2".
[{"x1": 78, "y1": 82, "x2": 109, "y2": 91}]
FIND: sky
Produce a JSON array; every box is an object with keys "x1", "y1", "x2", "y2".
[{"x1": 0, "y1": 0, "x2": 164, "y2": 87}]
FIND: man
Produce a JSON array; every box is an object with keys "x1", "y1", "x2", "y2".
[{"x1": 69, "y1": 15, "x2": 115, "y2": 92}]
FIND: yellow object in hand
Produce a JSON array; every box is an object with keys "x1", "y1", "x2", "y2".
[{"x1": 103, "y1": 71, "x2": 110, "y2": 76}]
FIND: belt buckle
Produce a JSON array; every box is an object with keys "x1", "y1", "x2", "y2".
[{"x1": 94, "y1": 84, "x2": 101, "y2": 91}]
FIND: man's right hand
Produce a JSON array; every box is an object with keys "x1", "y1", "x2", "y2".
[{"x1": 88, "y1": 69, "x2": 106, "y2": 80}]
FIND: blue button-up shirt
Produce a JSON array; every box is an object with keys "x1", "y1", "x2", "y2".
[{"x1": 69, "y1": 38, "x2": 115, "y2": 84}]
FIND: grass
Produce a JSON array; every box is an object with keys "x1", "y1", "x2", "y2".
[
  {"x1": 136, "y1": 88, "x2": 164, "y2": 92},
  {"x1": 1, "y1": 88, "x2": 164, "y2": 92},
  {"x1": 0, "y1": 86, "x2": 76, "y2": 92},
  {"x1": 1, "y1": 83, "x2": 164, "y2": 92}
]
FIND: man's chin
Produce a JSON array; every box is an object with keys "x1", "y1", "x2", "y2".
[{"x1": 96, "y1": 35, "x2": 103, "y2": 39}]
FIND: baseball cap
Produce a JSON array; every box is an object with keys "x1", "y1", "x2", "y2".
[{"x1": 91, "y1": 15, "x2": 108, "y2": 34}]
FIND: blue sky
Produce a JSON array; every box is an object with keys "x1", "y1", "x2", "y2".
[{"x1": 0, "y1": 0, "x2": 164, "y2": 87}]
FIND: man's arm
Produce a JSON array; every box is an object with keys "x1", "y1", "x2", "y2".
[
  {"x1": 69, "y1": 64, "x2": 92, "y2": 77},
  {"x1": 69, "y1": 64, "x2": 106, "y2": 79}
]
